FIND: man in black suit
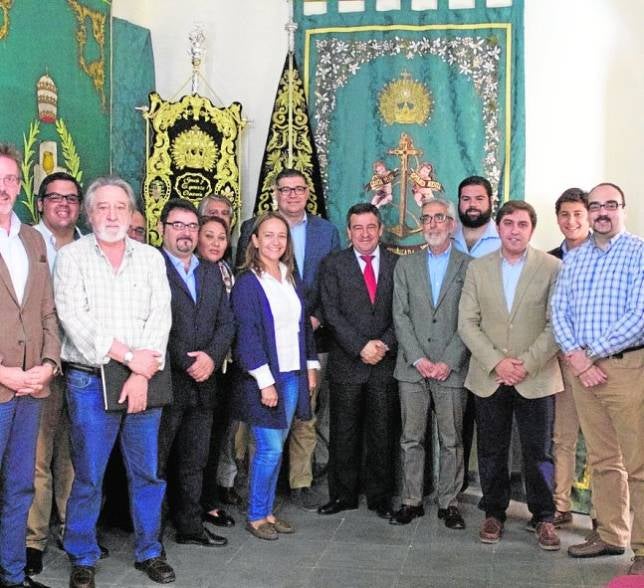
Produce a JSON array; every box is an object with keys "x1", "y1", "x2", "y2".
[
  {"x1": 157, "y1": 199, "x2": 235, "y2": 547},
  {"x1": 318, "y1": 203, "x2": 398, "y2": 518},
  {"x1": 236, "y1": 169, "x2": 340, "y2": 511}
]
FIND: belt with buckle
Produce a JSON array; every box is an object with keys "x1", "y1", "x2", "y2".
[
  {"x1": 607, "y1": 345, "x2": 644, "y2": 360},
  {"x1": 62, "y1": 361, "x2": 101, "y2": 376}
]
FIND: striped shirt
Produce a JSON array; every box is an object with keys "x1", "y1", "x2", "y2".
[
  {"x1": 54, "y1": 234, "x2": 172, "y2": 367},
  {"x1": 551, "y1": 231, "x2": 644, "y2": 358}
]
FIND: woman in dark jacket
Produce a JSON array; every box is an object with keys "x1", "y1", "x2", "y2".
[{"x1": 231, "y1": 211, "x2": 318, "y2": 540}]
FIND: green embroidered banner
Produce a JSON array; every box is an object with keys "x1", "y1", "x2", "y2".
[
  {"x1": 0, "y1": 0, "x2": 110, "y2": 224},
  {"x1": 295, "y1": 0, "x2": 525, "y2": 252}
]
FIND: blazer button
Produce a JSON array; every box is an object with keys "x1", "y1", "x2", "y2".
[
  {"x1": 427, "y1": 338, "x2": 431, "y2": 342},
  {"x1": 18, "y1": 340, "x2": 24, "y2": 345}
]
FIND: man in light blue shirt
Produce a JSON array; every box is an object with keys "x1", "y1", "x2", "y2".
[
  {"x1": 451, "y1": 175, "x2": 501, "y2": 492},
  {"x1": 392, "y1": 198, "x2": 471, "y2": 529}
]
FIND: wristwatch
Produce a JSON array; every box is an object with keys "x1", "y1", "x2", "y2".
[
  {"x1": 123, "y1": 350, "x2": 134, "y2": 366},
  {"x1": 584, "y1": 348, "x2": 596, "y2": 362},
  {"x1": 43, "y1": 359, "x2": 60, "y2": 377}
]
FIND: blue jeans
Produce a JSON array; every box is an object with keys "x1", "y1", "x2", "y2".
[
  {"x1": 64, "y1": 369, "x2": 165, "y2": 565},
  {"x1": 0, "y1": 395, "x2": 42, "y2": 585},
  {"x1": 248, "y1": 372, "x2": 299, "y2": 522}
]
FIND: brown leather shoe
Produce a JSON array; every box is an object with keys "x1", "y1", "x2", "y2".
[
  {"x1": 245, "y1": 521, "x2": 278, "y2": 541},
  {"x1": 536, "y1": 522, "x2": 561, "y2": 551},
  {"x1": 567, "y1": 534, "x2": 625, "y2": 558},
  {"x1": 479, "y1": 517, "x2": 503, "y2": 544},
  {"x1": 629, "y1": 556, "x2": 644, "y2": 575},
  {"x1": 69, "y1": 565, "x2": 96, "y2": 588},
  {"x1": 269, "y1": 517, "x2": 294, "y2": 534},
  {"x1": 553, "y1": 510, "x2": 573, "y2": 527}
]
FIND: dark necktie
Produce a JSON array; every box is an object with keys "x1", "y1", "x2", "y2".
[{"x1": 360, "y1": 255, "x2": 376, "y2": 304}]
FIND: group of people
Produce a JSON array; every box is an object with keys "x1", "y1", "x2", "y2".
[{"x1": 0, "y1": 139, "x2": 642, "y2": 588}]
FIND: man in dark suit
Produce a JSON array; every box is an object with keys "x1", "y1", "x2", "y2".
[
  {"x1": 0, "y1": 143, "x2": 61, "y2": 588},
  {"x1": 318, "y1": 202, "x2": 398, "y2": 518},
  {"x1": 236, "y1": 169, "x2": 340, "y2": 511},
  {"x1": 157, "y1": 199, "x2": 235, "y2": 547},
  {"x1": 392, "y1": 198, "x2": 471, "y2": 528}
]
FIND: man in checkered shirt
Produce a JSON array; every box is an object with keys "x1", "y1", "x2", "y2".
[
  {"x1": 551, "y1": 182, "x2": 644, "y2": 576},
  {"x1": 54, "y1": 176, "x2": 176, "y2": 587}
]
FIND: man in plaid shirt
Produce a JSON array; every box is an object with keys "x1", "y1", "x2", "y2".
[{"x1": 551, "y1": 182, "x2": 644, "y2": 576}]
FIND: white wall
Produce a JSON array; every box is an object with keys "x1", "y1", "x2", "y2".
[{"x1": 113, "y1": 0, "x2": 644, "y2": 246}]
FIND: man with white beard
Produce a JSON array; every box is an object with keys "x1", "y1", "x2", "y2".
[{"x1": 54, "y1": 176, "x2": 175, "y2": 588}]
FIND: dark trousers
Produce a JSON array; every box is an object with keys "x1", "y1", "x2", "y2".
[
  {"x1": 158, "y1": 402, "x2": 213, "y2": 536},
  {"x1": 475, "y1": 385, "x2": 555, "y2": 523},
  {"x1": 461, "y1": 389, "x2": 476, "y2": 484},
  {"x1": 201, "y1": 371, "x2": 228, "y2": 511},
  {"x1": 328, "y1": 377, "x2": 397, "y2": 506}
]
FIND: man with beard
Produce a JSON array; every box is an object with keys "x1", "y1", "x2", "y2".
[
  {"x1": 452, "y1": 176, "x2": 501, "y2": 491},
  {"x1": 552, "y1": 183, "x2": 644, "y2": 576},
  {"x1": 26, "y1": 173, "x2": 84, "y2": 576},
  {"x1": 157, "y1": 199, "x2": 235, "y2": 547},
  {"x1": 54, "y1": 176, "x2": 175, "y2": 587}
]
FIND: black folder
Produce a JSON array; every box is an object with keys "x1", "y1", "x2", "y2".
[{"x1": 100, "y1": 360, "x2": 173, "y2": 412}]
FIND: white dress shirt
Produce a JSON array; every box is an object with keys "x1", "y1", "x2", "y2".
[
  {"x1": 0, "y1": 212, "x2": 29, "y2": 304},
  {"x1": 353, "y1": 245, "x2": 381, "y2": 282}
]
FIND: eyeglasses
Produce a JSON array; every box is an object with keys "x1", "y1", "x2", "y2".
[
  {"x1": 164, "y1": 221, "x2": 199, "y2": 231},
  {"x1": 0, "y1": 174, "x2": 19, "y2": 187},
  {"x1": 128, "y1": 226, "x2": 146, "y2": 237},
  {"x1": 587, "y1": 200, "x2": 623, "y2": 212},
  {"x1": 44, "y1": 193, "x2": 81, "y2": 204},
  {"x1": 420, "y1": 213, "x2": 451, "y2": 225},
  {"x1": 277, "y1": 186, "x2": 307, "y2": 196}
]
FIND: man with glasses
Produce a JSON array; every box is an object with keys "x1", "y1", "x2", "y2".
[
  {"x1": 237, "y1": 169, "x2": 340, "y2": 512},
  {"x1": 459, "y1": 201, "x2": 563, "y2": 551},
  {"x1": 0, "y1": 143, "x2": 60, "y2": 588},
  {"x1": 552, "y1": 183, "x2": 644, "y2": 576},
  {"x1": 128, "y1": 209, "x2": 147, "y2": 243},
  {"x1": 54, "y1": 176, "x2": 175, "y2": 587},
  {"x1": 391, "y1": 198, "x2": 471, "y2": 528},
  {"x1": 157, "y1": 199, "x2": 235, "y2": 548},
  {"x1": 25, "y1": 173, "x2": 84, "y2": 577}
]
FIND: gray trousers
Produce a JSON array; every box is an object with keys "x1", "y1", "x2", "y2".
[{"x1": 399, "y1": 379, "x2": 467, "y2": 509}]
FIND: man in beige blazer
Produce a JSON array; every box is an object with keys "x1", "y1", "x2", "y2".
[
  {"x1": 458, "y1": 200, "x2": 563, "y2": 551},
  {"x1": 0, "y1": 143, "x2": 60, "y2": 588}
]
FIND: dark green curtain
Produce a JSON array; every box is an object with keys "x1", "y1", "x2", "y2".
[{"x1": 111, "y1": 17, "x2": 155, "y2": 202}]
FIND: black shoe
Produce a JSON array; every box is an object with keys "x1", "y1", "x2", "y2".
[
  {"x1": 290, "y1": 487, "x2": 321, "y2": 512},
  {"x1": 98, "y1": 544, "x2": 109, "y2": 559},
  {"x1": 203, "y1": 508, "x2": 235, "y2": 528},
  {"x1": 318, "y1": 498, "x2": 358, "y2": 515},
  {"x1": 390, "y1": 504, "x2": 425, "y2": 525},
  {"x1": 69, "y1": 565, "x2": 95, "y2": 588},
  {"x1": 25, "y1": 548, "x2": 43, "y2": 576},
  {"x1": 176, "y1": 526, "x2": 228, "y2": 547},
  {"x1": 134, "y1": 557, "x2": 176, "y2": 584},
  {"x1": 438, "y1": 506, "x2": 466, "y2": 529},
  {"x1": 217, "y1": 485, "x2": 242, "y2": 506},
  {"x1": 0, "y1": 577, "x2": 52, "y2": 588},
  {"x1": 369, "y1": 500, "x2": 394, "y2": 520}
]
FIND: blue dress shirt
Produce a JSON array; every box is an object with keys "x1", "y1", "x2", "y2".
[
  {"x1": 164, "y1": 249, "x2": 200, "y2": 302},
  {"x1": 452, "y1": 221, "x2": 501, "y2": 259},
  {"x1": 290, "y1": 215, "x2": 307, "y2": 280},
  {"x1": 427, "y1": 244, "x2": 451, "y2": 306},
  {"x1": 500, "y1": 251, "x2": 526, "y2": 313}
]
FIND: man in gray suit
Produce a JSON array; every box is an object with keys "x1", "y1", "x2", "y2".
[{"x1": 391, "y1": 198, "x2": 471, "y2": 527}]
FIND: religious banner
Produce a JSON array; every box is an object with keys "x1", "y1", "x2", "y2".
[
  {"x1": 295, "y1": 0, "x2": 525, "y2": 253},
  {"x1": 0, "y1": 0, "x2": 110, "y2": 224},
  {"x1": 143, "y1": 93, "x2": 244, "y2": 245},
  {"x1": 254, "y1": 51, "x2": 327, "y2": 218}
]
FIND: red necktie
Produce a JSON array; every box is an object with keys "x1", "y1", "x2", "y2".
[{"x1": 360, "y1": 255, "x2": 377, "y2": 304}]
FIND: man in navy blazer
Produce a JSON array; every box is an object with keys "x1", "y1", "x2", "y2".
[
  {"x1": 157, "y1": 199, "x2": 235, "y2": 548},
  {"x1": 318, "y1": 203, "x2": 398, "y2": 518},
  {"x1": 236, "y1": 169, "x2": 340, "y2": 510}
]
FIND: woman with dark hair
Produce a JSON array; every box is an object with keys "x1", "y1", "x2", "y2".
[{"x1": 231, "y1": 211, "x2": 318, "y2": 540}]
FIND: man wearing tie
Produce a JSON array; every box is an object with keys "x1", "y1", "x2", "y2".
[{"x1": 318, "y1": 203, "x2": 398, "y2": 518}]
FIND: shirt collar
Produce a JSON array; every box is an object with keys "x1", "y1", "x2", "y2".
[
  {"x1": 163, "y1": 248, "x2": 199, "y2": 275},
  {"x1": 287, "y1": 212, "x2": 307, "y2": 228},
  {"x1": 36, "y1": 220, "x2": 82, "y2": 246},
  {"x1": 1, "y1": 211, "x2": 22, "y2": 238},
  {"x1": 590, "y1": 229, "x2": 626, "y2": 250},
  {"x1": 353, "y1": 244, "x2": 380, "y2": 263},
  {"x1": 427, "y1": 243, "x2": 451, "y2": 259},
  {"x1": 499, "y1": 247, "x2": 528, "y2": 265}
]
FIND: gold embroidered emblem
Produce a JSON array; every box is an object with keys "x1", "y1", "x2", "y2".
[
  {"x1": 378, "y1": 71, "x2": 431, "y2": 126},
  {"x1": 171, "y1": 125, "x2": 218, "y2": 171}
]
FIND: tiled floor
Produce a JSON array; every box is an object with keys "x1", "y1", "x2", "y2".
[{"x1": 36, "y1": 488, "x2": 635, "y2": 588}]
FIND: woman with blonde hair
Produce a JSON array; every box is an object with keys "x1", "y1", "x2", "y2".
[{"x1": 230, "y1": 211, "x2": 318, "y2": 540}]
